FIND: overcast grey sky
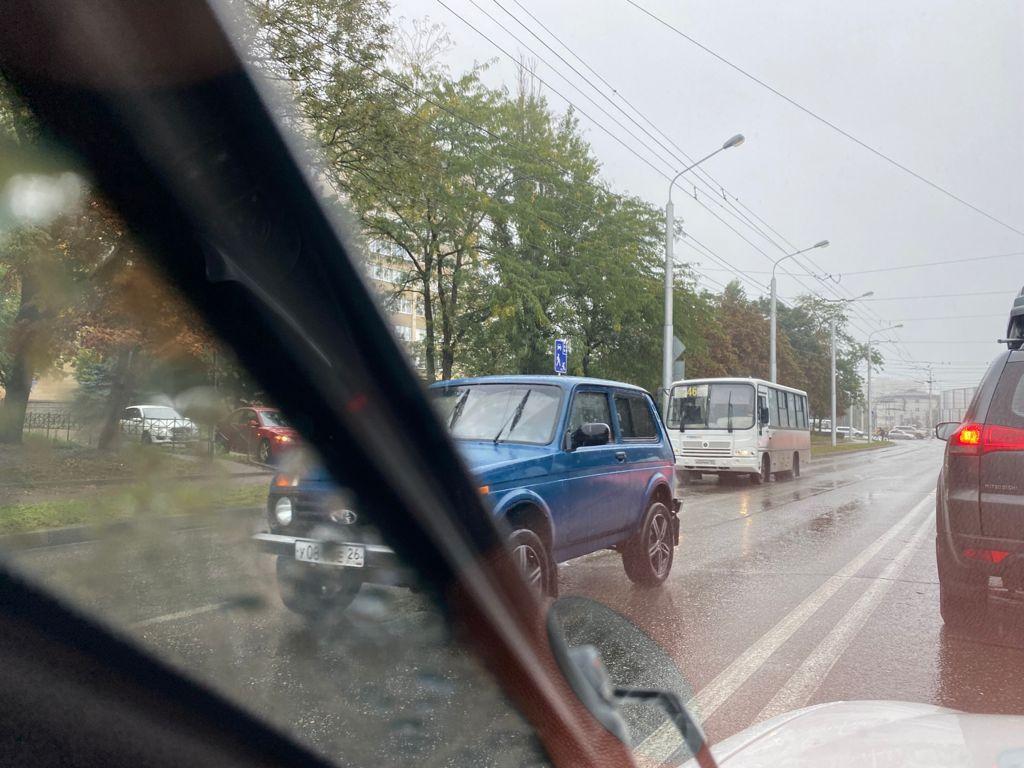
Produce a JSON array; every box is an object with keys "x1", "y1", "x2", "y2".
[{"x1": 390, "y1": 0, "x2": 1023, "y2": 390}]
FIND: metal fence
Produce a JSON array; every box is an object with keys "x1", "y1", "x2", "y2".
[
  {"x1": 22, "y1": 408, "x2": 276, "y2": 467},
  {"x1": 23, "y1": 409, "x2": 211, "y2": 453},
  {"x1": 23, "y1": 410, "x2": 96, "y2": 446}
]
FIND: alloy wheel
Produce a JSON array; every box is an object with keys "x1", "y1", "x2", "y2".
[
  {"x1": 513, "y1": 543, "x2": 545, "y2": 595},
  {"x1": 646, "y1": 510, "x2": 672, "y2": 578}
]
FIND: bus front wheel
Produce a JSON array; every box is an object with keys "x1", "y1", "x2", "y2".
[{"x1": 750, "y1": 455, "x2": 770, "y2": 485}]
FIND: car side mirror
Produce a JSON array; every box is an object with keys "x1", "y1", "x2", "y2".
[
  {"x1": 759, "y1": 406, "x2": 770, "y2": 425},
  {"x1": 935, "y1": 421, "x2": 960, "y2": 441},
  {"x1": 248, "y1": 419, "x2": 260, "y2": 428},
  {"x1": 569, "y1": 422, "x2": 611, "y2": 450}
]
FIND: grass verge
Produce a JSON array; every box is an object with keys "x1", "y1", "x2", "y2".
[
  {"x1": 811, "y1": 434, "x2": 893, "y2": 457},
  {"x1": 0, "y1": 481, "x2": 267, "y2": 536}
]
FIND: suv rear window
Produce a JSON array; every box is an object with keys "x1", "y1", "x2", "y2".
[
  {"x1": 615, "y1": 393, "x2": 657, "y2": 440},
  {"x1": 987, "y1": 361, "x2": 1024, "y2": 428}
]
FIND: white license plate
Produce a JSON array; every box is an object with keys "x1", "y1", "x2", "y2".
[{"x1": 294, "y1": 540, "x2": 365, "y2": 568}]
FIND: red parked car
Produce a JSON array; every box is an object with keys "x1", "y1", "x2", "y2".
[{"x1": 215, "y1": 407, "x2": 298, "y2": 464}]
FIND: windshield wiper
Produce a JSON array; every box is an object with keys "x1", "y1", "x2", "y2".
[
  {"x1": 493, "y1": 390, "x2": 531, "y2": 444},
  {"x1": 448, "y1": 389, "x2": 471, "y2": 430}
]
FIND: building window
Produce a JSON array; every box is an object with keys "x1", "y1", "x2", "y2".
[{"x1": 393, "y1": 324, "x2": 412, "y2": 341}]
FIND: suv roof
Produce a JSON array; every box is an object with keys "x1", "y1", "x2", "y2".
[{"x1": 431, "y1": 375, "x2": 650, "y2": 394}]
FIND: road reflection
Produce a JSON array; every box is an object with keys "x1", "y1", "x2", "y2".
[{"x1": 936, "y1": 604, "x2": 1024, "y2": 715}]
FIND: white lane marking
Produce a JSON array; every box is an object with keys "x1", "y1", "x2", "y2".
[
  {"x1": 757, "y1": 511, "x2": 934, "y2": 720},
  {"x1": 132, "y1": 601, "x2": 229, "y2": 628},
  {"x1": 637, "y1": 492, "x2": 933, "y2": 760}
]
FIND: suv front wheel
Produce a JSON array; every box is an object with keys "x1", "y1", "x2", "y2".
[
  {"x1": 509, "y1": 528, "x2": 555, "y2": 597},
  {"x1": 276, "y1": 556, "x2": 361, "y2": 618},
  {"x1": 622, "y1": 500, "x2": 674, "y2": 586}
]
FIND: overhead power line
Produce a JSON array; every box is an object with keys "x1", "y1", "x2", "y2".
[
  {"x1": 857, "y1": 290, "x2": 1014, "y2": 301},
  {"x1": 469, "y1": 0, "x2": 897, "y2": 343},
  {"x1": 842, "y1": 251, "x2": 1024, "y2": 276},
  {"x1": 623, "y1": 0, "x2": 1024, "y2": 239}
]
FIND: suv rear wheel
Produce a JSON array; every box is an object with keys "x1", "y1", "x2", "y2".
[
  {"x1": 622, "y1": 500, "x2": 674, "y2": 586},
  {"x1": 936, "y1": 539, "x2": 988, "y2": 627}
]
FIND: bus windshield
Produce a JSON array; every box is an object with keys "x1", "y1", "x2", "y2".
[{"x1": 668, "y1": 383, "x2": 755, "y2": 431}]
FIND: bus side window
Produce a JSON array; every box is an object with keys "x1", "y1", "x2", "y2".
[{"x1": 769, "y1": 389, "x2": 781, "y2": 427}]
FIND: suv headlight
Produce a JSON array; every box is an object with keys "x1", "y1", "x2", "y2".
[{"x1": 274, "y1": 496, "x2": 293, "y2": 525}]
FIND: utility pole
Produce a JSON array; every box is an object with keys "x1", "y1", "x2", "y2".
[
  {"x1": 821, "y1": 292, "x2": 871, "y2": 445},
  {"x1": 926, "y1": 365, "x2": 934, "y2": 432},
  {"x1": 830, "y1": 317, "x2": 837, "y2": 447},
  {"x1": 865, "y1": 324, "x2": 902, "y2": 442}
]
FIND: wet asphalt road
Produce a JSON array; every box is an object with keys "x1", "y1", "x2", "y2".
[{"x1": 7, "y1": 439, "x2": 1024, "y2": 765}]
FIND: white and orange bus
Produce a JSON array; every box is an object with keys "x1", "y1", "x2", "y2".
[{"x1": 666, "y1": 377, "x2": 811, "y2": 484}]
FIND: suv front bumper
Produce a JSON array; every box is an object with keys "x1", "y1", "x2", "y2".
[{"x1": 253, "y1": 532, "x2": 414, "y2": 585}]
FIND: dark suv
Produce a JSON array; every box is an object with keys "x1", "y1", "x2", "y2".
[{"x1": 934, "y1": 289, "x2": 1024, "y2": 626}]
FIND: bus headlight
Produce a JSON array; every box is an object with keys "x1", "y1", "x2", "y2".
[
  {"x1": 734, "y1": 449, "x2": 755, "y2": 457},
  {"x1": 274, "y1": 496, "x2": 294, "y2": 525}
]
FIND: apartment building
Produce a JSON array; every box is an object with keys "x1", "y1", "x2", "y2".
[{"x1": 366, "y1": 241, "x2": 426, "y2": 372}]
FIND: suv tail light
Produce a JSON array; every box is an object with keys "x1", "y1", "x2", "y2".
[{"x1": 949, "y1": 422, "x2": 1024, "y2": 455}]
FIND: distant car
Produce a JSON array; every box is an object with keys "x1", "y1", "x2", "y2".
[
  {"x1": 934, "y1": 288, "x2": 1024, "y2": 626},
  {"x1": 255, "y1": 375, "x2": 680, "y2": 614},
  {"x1": 215, "y1": 406, "x2": 298, "y2": 464},
  {"x1": 835, "y1": 426, "x2": 865, "y2": 439},
  {"x1": 119, "y1": 404, "x2": 198, "y2": 445},
  {"x1": 893, "y1": 424, "x2": 926, "y2": 439},
  {"x1": 888, "y1": 429, "x2": 916, "y2": 440}
]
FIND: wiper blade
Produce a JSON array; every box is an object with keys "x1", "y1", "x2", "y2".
[
  {"x1": 494, "y1": 390, "x2": 531, "y2": 444},
  {"x1": 448, "y1": 389, "x2": 470, "y2": 430}
]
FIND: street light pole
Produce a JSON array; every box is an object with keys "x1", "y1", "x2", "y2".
[
  {"x1": 865, "y1": 323, "x2": 903, "y2": 441},
  {"x1": 663, "y1": 133, "x2": 745, "y2": 413},
  {"x1": 823, "y1": 291, "x2": 873, "y2": 447},
  {"x1": 769, "y1": 239, "x2": 830, "y2": 382}
]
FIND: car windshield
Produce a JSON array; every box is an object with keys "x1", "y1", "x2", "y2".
[
  {"x1": 433, "y1": 384, "x2": 561, "y2": 444},
  {"x1": 2, "y1": 3, "x2": 1024, "y2": 768},
  {"x1": 141, "y1": 406, "x2": 182, "y2": 420},
  {"x1": 668, "y1": 383, "x2": 755, "y2": 430},
  {"x1": 259, "y1": 411, "x2": 289, "y2": 428}
]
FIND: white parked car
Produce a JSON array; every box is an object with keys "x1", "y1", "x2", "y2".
[
  {"x1": 120, "y1": 404, "x2": 198, "y2": 445},
  {"x1": 888, "y1": 429, "x2": 916, "y2": 440},
  {"x1": 835, "y1": 426, "x2": 865, "y2": 439}
]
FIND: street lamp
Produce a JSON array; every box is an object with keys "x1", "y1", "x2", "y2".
[
  {"x1": 866, "y1": 323, "x2": 903, "y2": 441},
  {"x1": 663, "y1": 133, "x2": 745, "y2": 412},
  {"x1": 822, "y1": 292, "x2": 873, "y2": 447},
  {"x1": 769, "y1": 239, "x2": 829, "y2": 383}
]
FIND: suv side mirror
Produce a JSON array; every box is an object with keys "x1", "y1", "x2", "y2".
[
  {"x1": 569, "y1": 422, "x2": 611, "y2": 450},
  {"x1": 935, "y1": 421, "x2": 960, "y2": 441},
  {"x1": 248, "y1": 418, "x2": 260, "y2": 428}
]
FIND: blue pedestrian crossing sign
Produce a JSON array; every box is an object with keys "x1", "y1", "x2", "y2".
[{"x1": 554, "y1": 338, "x2": 568, "y2": 374}]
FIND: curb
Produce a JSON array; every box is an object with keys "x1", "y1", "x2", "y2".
[{"x1": 0, "y1": 505, "x2": 264, "y2": 551}]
